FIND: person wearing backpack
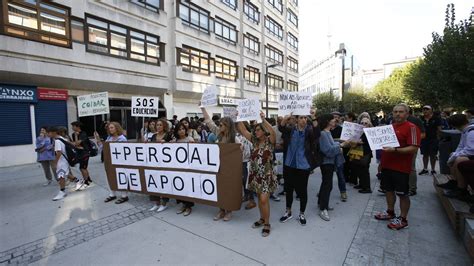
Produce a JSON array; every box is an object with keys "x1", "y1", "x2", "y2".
[
  {"x1": 71, "y1": 121, "x2": 92, "y2": 190},
  {"x1": 95, "y1": 122, "x2": 129, "y2": 204},
  {"x1": 48, "y1": 126, "x2": 70, "y2": 201}
]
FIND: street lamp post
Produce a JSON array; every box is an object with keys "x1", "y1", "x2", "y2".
[
  {"x1": 335, "y1": 44, "x2": 346, "y2": 111},
  {"x1": 265, "y1": 63, "x2": 279, "y2": 118}
]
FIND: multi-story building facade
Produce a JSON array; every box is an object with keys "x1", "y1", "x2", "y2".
[
  {"x1": 299, "y1": 43, "x2": 353, "y2": 99},
  {"x1": 0, "y1": 0, "x2": 298, "y2": 167}
]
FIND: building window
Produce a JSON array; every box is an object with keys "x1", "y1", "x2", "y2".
[
  {"x1": 178, "y1": 46, "x2": 210, "y2": 75},
  {"x1": 288, "y1": 56, "x2": 298, "y2": 72},
  {"x1": 287, "y1": 32, "x2": 298, "y2": 50},
  {"x1": 214, "y1": 17, "x2": 237, "y2": 44},
  {"x1": 288, "y1": 80, "x2": 298, "y2": 91},
  {"x1": 244, "y1": 66, "x2": 260, "y2": 86},
  {"x1": 178, "y1": 0, "x2": 210, "y2": 33},
  {"x1": 267, "y1": 73, "x2": 284, "y2": 90},
  {"x1": 265, "y1": 45, "x2": 283, "y2": 65},
  {"x1": 215, "y1": 56, "x2": 237, "y2": 81},
  {"x1": 130, "y1": 0, "x2": 161, "y2": 12},
  {"x1": 71, "y1": 17, "x2": 84, "y2": 43},
  {"x1": 1, "y1": 0, "x2": 71, "y2": 47},
  {"x1": 220, "y1": 0, "x2": 237, "y2": 10},
  {"x1": 267, "y1": 0, "x2": 283, "y2": 13},
  {"x1": 287, "y1": 8, "x2": 298, "y2": 28},
  {"x1": 86, "y1": 16, "x2": 161, "y2": 64},
  {"x1": 243, "y1": 33, "x2": 259, "y2": 54},
  {"x1": 244, "y1": 0, "x2": 259, "y2": 24},
  {"x1": 264, "y1": 16, "x2": 283, "y2": 40}
]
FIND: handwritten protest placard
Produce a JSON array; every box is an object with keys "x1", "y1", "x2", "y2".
[
  {"x1": 341, "y1": 121, "x2": 365, "y2": 141},
  {"x1": 278, "y1": 91, "x2": 312, "y2": 116},
  {"x1": 223, "y1": 106, "x2": 238, "y2": 122},
  {"x1": 131, "y1": 96, "x2": 159, "y2": 117},
  {"x1": 237, "y1": 98, "x2": 261, "y2": 122},
  {"x1": 200, "y1": 85, "x2": 218, "y2": 107},
  {"x1": 363, "y1": 125, "x2": 400, "y2": 150},
  {"x1": 77, "y1": 92, "x2": 109, "y2": 117}
]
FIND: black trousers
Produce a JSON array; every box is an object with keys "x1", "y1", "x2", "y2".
[
  {"x1": 284, "y1": 166, "x2": 310, "y2": 213},
  {"x1": 353, "y1": 157, "x2": 372, "y2": 190},
  {"x1": 318, "y1": 164, "x2": 335, "y2": 211}
]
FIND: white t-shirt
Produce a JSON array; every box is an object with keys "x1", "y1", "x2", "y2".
[{"x1": 54, "y1": 136, "x2": 70, "y2": 178}]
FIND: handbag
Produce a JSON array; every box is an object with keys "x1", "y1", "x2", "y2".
[{"x1": 348, "y1": 145, "x2": 370, "y2": 166}]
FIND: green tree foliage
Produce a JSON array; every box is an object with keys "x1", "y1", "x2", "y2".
[
  {"x1": 405, "y1": 4, "x2": 474, "y2": 109},
  {"x1": 313, "y1": 92, "x2": 339, "y2": 114},
  {"x1": 371, "y1": 62, "x2": 418, "y2": 110},
  {"x1": 342, "y1": 89, "x2": 380, "y2": 114}
]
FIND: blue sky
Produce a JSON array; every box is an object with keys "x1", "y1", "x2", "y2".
[{"x1": 299, "y1": 0, "x2": 473, "y2": 69}]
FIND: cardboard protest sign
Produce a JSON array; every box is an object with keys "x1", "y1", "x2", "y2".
[
  {"x1": 223, "y1": 106, "x2": 238, "y2": 122},
  {"x1": 363, "y1": 125, "x2": 400, "y2": 150},
  {"x1": 77, "y1": 92, "x2": 109, "y2": 117},
  {"x1": 278, "y1": 92, "x2": 312, "y2": 116},
  {"x1": 104, "y1": 142, "x2": 243, "y2": 210},
  {"x1": 236, "y1": 98, "x2": 261, "y2": 122},
  {"x1": 341, "y1": 121, "x2": 365, "y2": 141},
  {"x1": 131, "y1": 96, "x2": 159, "y2": 117},
  {"x1": 200, "y1": 85, "x2": 218, "y2": 107}
]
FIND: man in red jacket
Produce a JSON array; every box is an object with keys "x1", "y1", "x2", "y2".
[{"x1": 374, "y1": 103, "x2": 421, "y2": 230}]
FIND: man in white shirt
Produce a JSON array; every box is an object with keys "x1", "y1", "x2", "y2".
[{"x1": 48, "y1": 126, "x2": 69, "y2": 201}]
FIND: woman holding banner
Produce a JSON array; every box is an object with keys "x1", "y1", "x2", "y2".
[
  {"x1": 143, "y1": 120, "x2": 157, "y2": 142},
  {"x1": 149, "y1": 119, "x2": 174, "y2": 212},
  {"x1": 238, "y1": 111, "x2": 277, "y2": 237},
  {"x1": 172, "y1": 122, "x2": 195, "y2": 216},
  {"x1": 94, "y1": 122, "x2": 129, "y2": 204},
  {"x1": 180, "y1": 118, "x2": 200, "y2": 143},
  {"x1": 201, "y1": 106, "x2": 240, "y2": 221}
]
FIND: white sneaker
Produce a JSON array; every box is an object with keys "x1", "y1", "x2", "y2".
[
  {"x1": 80, "y1": 183, "x2": 89, "y2": 191},
  {"x1": 149, "y1": 205, "x2": 159, "y2": 211},
  {"x1": 74, "y1": 180, "x2": 85, "y2": 191},
  {"x1": 52, "y1": 191, "x2": 67, "y2": 201},
  {"x1": 157, "y1": 205, "x2": 168, "y2": 213},
  {"x1": 43, "y1": 180, "x2": 52, "y2": 186},
  {"x1": 319, "y1": 210, "x2": 330, "y2": 221}
]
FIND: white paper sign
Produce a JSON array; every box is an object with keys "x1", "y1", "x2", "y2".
[
  {"x1": 363, "y1": 125, "x2": 400, "y2": 151},
  {"x1": 200, "y1": 85, "x2": 218, "y2": 107},
  {"x1": 131, "y1": 96, "x2": 159, "y2": 117},
  {"x1": 144, "y1": 169, "x2": 217, "y2": 202},
  {"x1": 278, "y1": 92, "x2": 312, "y2": 116},
  {"x1": 223, "y1": 106, "x2": 237, "y2": 122},
  {"x1": 341, "y1": 122, "x2": 365, "y2": 141},
  {"x1": 109, "y1": 142, "x2": 220, "y2": 173},
  {"x1": 77, "y1": 92, "x2": 109, "y2": 117},
  {"x1": 115, "y1": 168, "x2": 141, "y2": 191},
  {"x1": 237, "y1": 98, "x2": 261, "y2": 122}
]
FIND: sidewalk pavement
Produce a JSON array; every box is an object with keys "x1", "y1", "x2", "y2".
[{"x1": 0, "y1": 155, "x2": 470, "y2": 265}]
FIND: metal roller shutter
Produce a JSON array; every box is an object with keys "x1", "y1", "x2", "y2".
[
  {"x1": 0, "y1": 103, "x2": 32, "y2": 146},
  {"x1": 34, "y1": 100, "x2": 68, "y2": 134}
]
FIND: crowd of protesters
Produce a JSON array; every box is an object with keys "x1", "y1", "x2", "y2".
[{"x1": 35, "y1": 104, "x2": 474, "y2": 236}]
